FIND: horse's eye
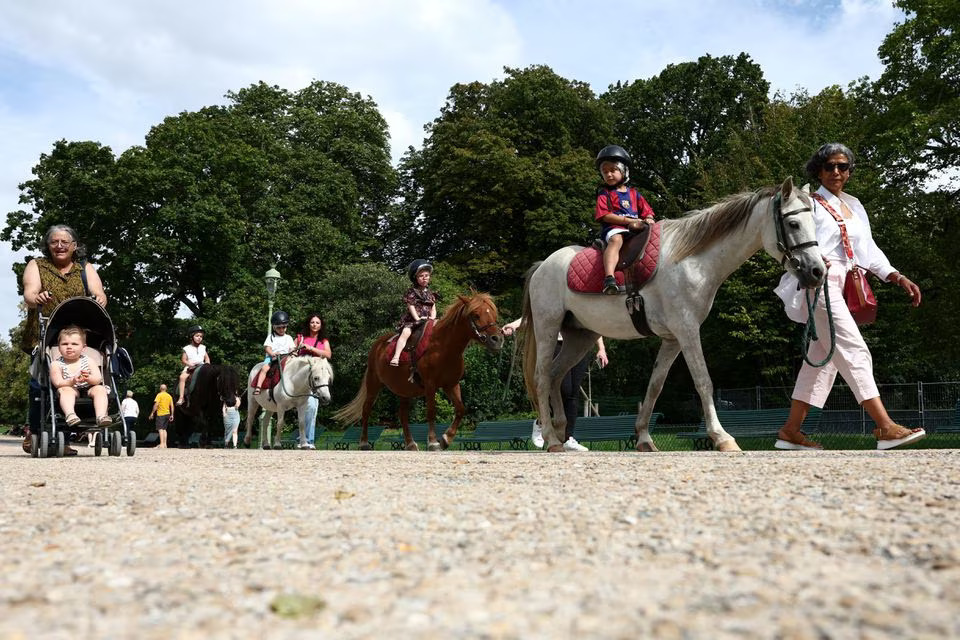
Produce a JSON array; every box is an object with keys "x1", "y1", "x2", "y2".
[{"x1": 788, "y1": 220, "x2": 800, "y2": 230}]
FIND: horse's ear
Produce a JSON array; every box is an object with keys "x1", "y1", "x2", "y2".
[
  {"x1": 801, "y1": 183, "x2": 811, "y2": 194},
  {"x1": 781, "y1": 176, "x2": 794, "y2": 198},
  {"x1": 457, "y1": 294, "x2": 469, "y2": 304}
]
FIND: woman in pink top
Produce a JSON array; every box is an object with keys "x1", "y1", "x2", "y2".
[{"x1": 294, "y1": 313, "x2": 331, "y2": 449}]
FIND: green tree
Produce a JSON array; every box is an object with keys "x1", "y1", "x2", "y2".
[
  {"x1": 868, "y1": 0, "x2": 960, "y2": 187},
  {"x1": 3, "y1": 80, "x2": 398, "y2": 384},
  {"x1": 388, "y1": 65, "x2": 614, "y2": 292},
  {"x1": 603, "y1": 53, "x2": 770, "y2": 216}
]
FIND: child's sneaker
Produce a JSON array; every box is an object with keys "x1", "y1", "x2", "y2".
[{"x1": 602, "y1": 276, "x2": 620, "y2": 295}]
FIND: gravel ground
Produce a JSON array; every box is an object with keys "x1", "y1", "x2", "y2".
[{"x1": 1, "y1": 436, "x2": 958, "y2": 640}]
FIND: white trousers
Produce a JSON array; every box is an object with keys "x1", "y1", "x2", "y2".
[{"x1": 793, "y1": 262, "x2": 879, "y2": 407}]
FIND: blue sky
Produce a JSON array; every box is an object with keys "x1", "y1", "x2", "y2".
[{"x1": 0, "y1": 0, "x2": 903, "y2": 339}]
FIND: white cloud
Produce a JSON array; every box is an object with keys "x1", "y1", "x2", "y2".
[{"x1": 0, "y1": 0, "x2": 901, "y2": 339}]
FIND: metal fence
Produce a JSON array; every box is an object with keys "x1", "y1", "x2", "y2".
[
  {"x1": 593, "y1": 381, "x2": 960, "y2": 434},
  {"x1": 713, "y1": 381, "x2": 960, "y2": 435}
]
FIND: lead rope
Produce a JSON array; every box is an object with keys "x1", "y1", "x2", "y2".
[
  {"x1": 501, "y1": 330, "x2": 519, "y2": 403},
  {"x1": 801, "y1": 280, "x2": 836, "y2": 367}
]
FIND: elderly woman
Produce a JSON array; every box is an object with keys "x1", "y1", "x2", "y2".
[
  {"x1": 20, "y1": 224, "x2": 108, "y2": 455},
  {"x1": 774, "y1": 143, "x2": 924, "y2": 451}
]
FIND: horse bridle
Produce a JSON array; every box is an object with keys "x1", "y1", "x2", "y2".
[
  {"x1": 277, "y1": 357, "x2": 329, "y2": 399},
  {"x1": 471, "y1": 317, "x2": 500, "y2": 345},
  {"x1": 771, "y1": 191, "x2": 818, "y2": 270}
]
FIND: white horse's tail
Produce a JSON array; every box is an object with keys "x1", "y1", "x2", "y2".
[
  {"x1": 520, "y1": 262, "x2": 542, "y2": 408},
  {"x1": 333, "y1": 369, "x2": 368, "y2": 425}
]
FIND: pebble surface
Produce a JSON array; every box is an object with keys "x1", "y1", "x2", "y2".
[{"x1": 1, "y1": 437, "x2": 958, "y2": 639}]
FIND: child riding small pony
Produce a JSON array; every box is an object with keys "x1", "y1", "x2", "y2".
[
  {"x1": 177, "y1": 324, "x2": 210, "y2": 406},
  {"x1": 253, "y1": 310, "x2": 295, "y2": 395},
  {"x1": 389, "y1": 259, "x2": 438, "y2": 367}
]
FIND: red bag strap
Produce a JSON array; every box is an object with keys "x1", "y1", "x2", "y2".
[{"x1": 811, "y1": 192, "x2": 854, "y2": 260}]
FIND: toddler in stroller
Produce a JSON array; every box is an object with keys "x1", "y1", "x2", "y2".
[
  {"x1": 28, "y1": 296, "x2": 135, "y2": 458},
  {"x1": 49, "y1": 325, "x2": 111, "y2": 428}
]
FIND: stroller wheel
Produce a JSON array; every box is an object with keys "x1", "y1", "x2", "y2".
[
  {"x1": 93, "y1": 432, "x2": 103, "y2": 457},
  {"x1": 38, "y1": 431, "x2": 50, "y2": 458},
  {"x1": 55, "y1": 432, "x2": 65, "y2": 458},
  {"x1": 30, "y1": 433, "x2": 39, "y2": 458},
  {"x1": 109, "y1": 431, "x2": 122, "y2": 457},
  {"x1": 126, "y1": 431, "x2": 137, "y2": 457}
]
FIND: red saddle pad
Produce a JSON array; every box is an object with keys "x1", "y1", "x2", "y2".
[
  {"x1": 566, "y1": 222, "x2": 661, "y2": 294},
  {"x1": 385, "y1": 319, "x2": 435, "y2": 366}
]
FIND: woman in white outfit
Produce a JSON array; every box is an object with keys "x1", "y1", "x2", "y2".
[{"x1": 774, "y1": 142, "x2": 924, "y2": 451}]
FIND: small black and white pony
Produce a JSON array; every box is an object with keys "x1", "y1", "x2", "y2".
[
  {"x1": 243, "y1": 356, "x2": 333, "y2": 449},
  {"x1": 521, "y1": 178, "x2": 825, "y2": 452}
]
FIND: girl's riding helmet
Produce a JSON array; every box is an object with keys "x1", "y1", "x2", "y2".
[
  {"x1": 407, "y1": 259, "x2": 433, "y2": 283},
  {"x1": 271, "y1": 310, "x2": 290, "y2": 326}
]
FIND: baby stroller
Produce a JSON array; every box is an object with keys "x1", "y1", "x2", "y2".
[{"x1": 30, "y1": 297, "x2": 135, "y2": 458}]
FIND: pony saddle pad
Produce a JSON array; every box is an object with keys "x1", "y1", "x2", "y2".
[
  {"x1": 385, "y1": 319, "x2": 435, "y2": 366},
  {"x1": 567, "y1": 222, "x2": 661, "y2": 294},
  {"x1": 253, "y1": 358, "x2": 287, "y2": 390}
]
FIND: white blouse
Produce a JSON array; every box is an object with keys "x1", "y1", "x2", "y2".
[{"x1": 775, "y1": 186, "x2": 897, "y2": 322}]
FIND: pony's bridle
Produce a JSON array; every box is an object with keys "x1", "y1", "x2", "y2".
[
  {"x1": 277, "y1": 357, "x2": 329, "y2": 399},
  {"x1": 471, "y1": 317, "x2": 499, "y2": 345},
  {"x1": 771, "y1": 191, "x2": 818, "y2": 271}
]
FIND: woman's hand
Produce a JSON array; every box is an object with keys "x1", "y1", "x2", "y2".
[
  {"x1": 899, "y1": 275, "x2": 922, "y2": 307},
  {"x1": 36, "y1": 290, "x2": 54, "y2": 306}
]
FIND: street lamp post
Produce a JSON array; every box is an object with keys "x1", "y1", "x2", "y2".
[{"x1": 264, "y1": 266, "x2": 281, "y2": 335}]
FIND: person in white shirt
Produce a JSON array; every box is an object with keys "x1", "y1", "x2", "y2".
[
  {"x1": 177, "y1": 325, "x2": 210, "y2": 406},
  {"x1": 119, "y1": 389, "x2": 140, "y2": 445},
  {"x1": 253, "y1": 311, "x2": 296, "y2": 395},
  {"x1": 774, "y1": 143, "x2": 924, "y2": 451},
  {"x1": 502, "y1": 318, "x2": 608, "y2": 451}
]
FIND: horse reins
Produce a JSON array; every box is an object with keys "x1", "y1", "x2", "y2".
[
  {"x1": 770, "y1": 190, "x2": 836, "y2": 367},
  {"x1": 771, "y1": 191, "x2": 819, "y2": 271}
]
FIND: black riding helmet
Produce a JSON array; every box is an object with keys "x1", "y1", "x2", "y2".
[
  {"x1": 596, "y1": 145, "x2": 632, "y2": 188},
  {"x1": 187, "y1": 324, "x2": 204, "y2": 337},
  {"x1": 271, "y1": 310, "x2": 290, "y2": 327},
  {"x1": 407, "y1": 259, "x2": 433, "y2": 284}
]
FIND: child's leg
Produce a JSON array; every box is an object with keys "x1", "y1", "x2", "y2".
[
  {"x1": 89, "y1": 385, "x2": 109, "y2": 419},
  {"x1": 390, "y1": 328, "x2": 412, "y2": 364},
  {"x1": 58, "y1": 387, "x2": 78, "y2": 418},
  {"x1": 177, "y1": 368, "x2": 189, "y2": 404},
  {"x1": 254, "y1": 362, "x2": 268, "y2": 388},
  {"x1": 603, "y1": 234, "x2": 623, "y2": 277}
]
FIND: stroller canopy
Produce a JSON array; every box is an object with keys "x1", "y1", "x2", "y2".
[{"x1": 42, "y1": 297, "x2": 116, "y2": 354}]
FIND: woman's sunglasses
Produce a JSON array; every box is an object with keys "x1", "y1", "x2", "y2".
[{"x1": 823, "y1": 162, "x2": 850, "y2": 173}]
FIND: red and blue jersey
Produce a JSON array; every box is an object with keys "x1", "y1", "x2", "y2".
[{"x1": 595, "y1": 186, "x2": 655, "y2": 234}]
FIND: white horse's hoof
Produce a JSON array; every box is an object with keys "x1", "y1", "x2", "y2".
[
  {"x1": 636, "y1": 441, "x2": 658, "y2": 452},
  {"x1": 716, "y1": 439, "x2": 742, "y2": 452},
  {"x1": 427, "y1": 442, "x2": 441, "y2": 452}
]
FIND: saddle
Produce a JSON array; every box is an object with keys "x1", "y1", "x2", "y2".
[
  {"x1": 386, "y1": 319, "x2": 435, "y2": 384},
  {"x1": 251, "y1": 357, "x2": 290, "y2": 402},
  {"x1": 567, "y1": 222, "x2": 662, "y2": 336},
  {"x1": 177, "y1": 363, "x2": 205, "y2": 408}
]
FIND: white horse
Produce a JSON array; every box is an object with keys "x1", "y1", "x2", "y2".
[
  {"x1": 521, "y1": 178, "x2": 825, "y2": 452},
  {"x1": 243, "y1": 356, "x2": 333, "y2": 449}
]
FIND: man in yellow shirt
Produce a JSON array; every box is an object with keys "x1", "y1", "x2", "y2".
[{"x1": 148, "y1": 384, "x2": 174, "y2": 449}]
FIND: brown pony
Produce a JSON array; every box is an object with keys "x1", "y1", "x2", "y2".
[{"x1": 334, "y1": 292, "x2": 503, "y2": 450}]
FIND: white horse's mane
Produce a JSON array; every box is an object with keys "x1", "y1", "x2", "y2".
[{"x1": 665, "y1": 186, "x2": 777, "y2": 261}]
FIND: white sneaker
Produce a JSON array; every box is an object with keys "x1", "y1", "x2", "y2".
[
  {"x1": 563, "y1": 436, "x2": 588, "y2": 452},
  {"x1": 304, "y1": 443, "x2": 316, "y2": 450},
  {"x1": 531, "y1": 420, "x2": 544, "y2": 449}
]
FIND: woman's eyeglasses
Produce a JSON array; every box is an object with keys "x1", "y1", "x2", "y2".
[
  {"x1": 48, "y1": 240, "x2": 75, "y2": 248},
  {"x1": 823, "y1": 162, "x2": 850, "y2": 173}
]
